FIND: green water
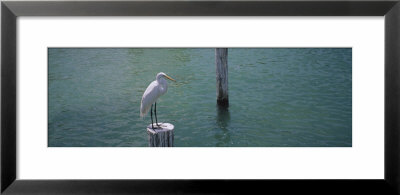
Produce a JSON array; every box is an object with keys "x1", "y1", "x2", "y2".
[{"x1": 48, "y1": 48, "x2": 351, "y2": 147}]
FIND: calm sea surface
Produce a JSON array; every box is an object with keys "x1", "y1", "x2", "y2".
[{"x1": 48, "y1": 48, "x2": 352, "y2": 147}]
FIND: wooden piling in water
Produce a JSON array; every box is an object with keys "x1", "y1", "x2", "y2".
[
  {"x1": 147, "y1": 123, "x2": 174, "y2": 147},
  {"x1": 216, "y1": 48, "x2": 229, "y2": 107}
]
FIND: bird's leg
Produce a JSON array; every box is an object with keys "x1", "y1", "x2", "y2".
[
  {"x1": 155, "y1": 102, "x2": 161, "y2": 128},
  {"x1": 150, "y1": 104, "x2": 154, "y2": 130}
]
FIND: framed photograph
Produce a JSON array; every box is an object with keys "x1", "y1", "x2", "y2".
[{"x1": 2, "y1": 0, "x2": 400, "y2": 194}]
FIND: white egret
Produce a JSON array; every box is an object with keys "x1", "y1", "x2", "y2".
[{"x1": 140, "y1": 72, "x2": 176, "y2": 129}]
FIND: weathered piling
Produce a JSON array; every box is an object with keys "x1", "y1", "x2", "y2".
[
  {"x1": 215, "y1": 48, "x2": 229, "y2": 107},
  {"x1": 147, "y1": 123, "x2": 174, "y2": 147}
]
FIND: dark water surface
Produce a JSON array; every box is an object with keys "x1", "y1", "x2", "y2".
[{"x1": 48, "y1": 48, "x2": 352, "y2": 147}]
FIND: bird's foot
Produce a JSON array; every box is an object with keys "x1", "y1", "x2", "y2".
[
  {"x1": 156, "y1": 123, "x2": 162, "y2": 128},
  {"x1": 151, "y1": 123, "x2": 162, "y2": 129}
]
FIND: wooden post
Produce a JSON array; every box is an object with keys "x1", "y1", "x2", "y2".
[
  {"x1": 215, "y1": 48, "x2": 229, "y2": 107},
  {"x1": 147, "y1": 123, "x2": 174, "y2": 147}
]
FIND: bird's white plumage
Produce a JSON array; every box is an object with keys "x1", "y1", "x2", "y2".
[{"x1": 140, "y1": 72, "x2": 173, "y2": 118}]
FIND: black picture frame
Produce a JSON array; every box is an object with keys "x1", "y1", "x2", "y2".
[{"x1": 2, "y1": 0, "x2": 400, "y2": 194}]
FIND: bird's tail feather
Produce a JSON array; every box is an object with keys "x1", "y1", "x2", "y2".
[
  {"x1": 140, "y1": 104, "x2": 149, "y2": 119},
  {"x1": 140, "y1": 108, "x2": 145, "y2": 119}
]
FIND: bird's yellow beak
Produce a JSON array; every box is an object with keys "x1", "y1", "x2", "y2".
[{"x1": 164, "y1": 74, "x2": 176, "y2": 82}]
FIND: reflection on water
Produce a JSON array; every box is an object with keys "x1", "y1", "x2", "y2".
[{"x1": 215, "y1": 105, "x2": 231, "y2": 146}]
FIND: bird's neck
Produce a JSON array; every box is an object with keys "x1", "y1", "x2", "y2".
[
  {"x1": 157, "y1": 78, "x2": 168, "y2": 93},
  {"x1": 157, "y1": 77, "x2": 167, "y2": 85}
]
